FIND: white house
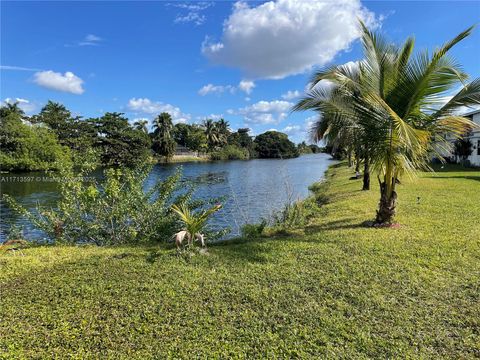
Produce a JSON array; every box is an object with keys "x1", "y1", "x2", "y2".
[{"x1": 436, "y1": 109, "x2": 480, "y2": 167}]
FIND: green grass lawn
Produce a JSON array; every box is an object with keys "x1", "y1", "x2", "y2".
[{"x1": 1, "y1": 164, "x2": 479, "y2": 359}]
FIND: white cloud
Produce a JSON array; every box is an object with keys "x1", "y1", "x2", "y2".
[
  {"x1": 127, "y1": 97, "x2": 191, "y2": 124},
  {"x1": 281, "y1": 90, "x2": 301, "y2": 100},
  {"x1": 282, "y1": 125, "x2": 301, "y2": 134},
  {"x1": 33, "y1": 71, "x2": 85, "y2": 94},
  {"x1": 198, "y1": 84, "x2": 235, "y2": 96},
  {"x1": 170, "y1": 2, "x2": 213, "y2": 25},
  {"x1": 79, "y1": 34, "x2": 102, "y2": 46},
  {"x1": 3, "y1": 97, "x2": 37, "y2": 114},
  {"x1": 196, "y1": 113, "x2": 224, "y2": 121},
  {"x1": 66, "y1": 34, "x2": 103, "y2": 47},
  {"x1": 202, "y1": 0, "x2": 378, "y2": 79},
  {"x1": 238, "y1": 80, "x2": 255, "y2": 94},
  {"x1": 232, "y1": 99, "x2": 293, "y2": 125},
  {"x1": 198, "y1": 80, "x2": 255, "y2": 96}
]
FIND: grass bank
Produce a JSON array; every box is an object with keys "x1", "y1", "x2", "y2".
[
  {"x1": 157, "y1": 154, "x2": 210, "y2": 163},
  {"x1": 1, "y1": 164, "x2": 479, "y2": 358}
]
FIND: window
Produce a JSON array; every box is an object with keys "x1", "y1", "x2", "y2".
[{"x1": 478, "y1": 140, "x2": 480, "y2": 155}]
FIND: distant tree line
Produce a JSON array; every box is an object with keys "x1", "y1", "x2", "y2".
[{"x1": 1, "y1": 101, "x2": 308, "y2": 171}]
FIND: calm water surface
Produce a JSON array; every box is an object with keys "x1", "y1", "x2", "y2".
[{"x1": 0, "y1": 154, "x2": 333, "y2": 241}]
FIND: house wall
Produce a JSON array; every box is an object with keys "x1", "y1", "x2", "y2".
[
  {"x1": 468, "y1": 112, "x2": 480, "y2": 166},
  {"x1": 432, "y1": 110, "x2": 480, "y2": 167}
]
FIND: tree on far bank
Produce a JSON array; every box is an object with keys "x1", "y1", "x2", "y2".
[
  {"x1": 0, "y1": 103, "x2": 70, "y2": 171},
  {"x1": 254, "y1": 131, "x2": 299, "y2": 159},
  {"x1": 95, "y1": 112, "x2": 151, "y2": 167},
  {"x1": 152, "y1": 112, "x2": 176, "y2": 160}
]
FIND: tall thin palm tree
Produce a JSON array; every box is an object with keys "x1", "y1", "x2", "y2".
[
  {"x1": 296, "y1": 21, "x2": 479, "y2": 224},
  {"x1": 133, "y1": 119, "x2": 148, "y2": 134},
  {"x1": 203, "y1": 119, "x2": 221, "y2": 150},
  {"x1": 153, "y1": 112, "x2": 176, "y2": 159}
]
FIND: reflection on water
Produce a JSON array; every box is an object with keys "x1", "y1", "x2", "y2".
[{"x1": 0, "y1": 153, "x2": 333, "y2": 241}]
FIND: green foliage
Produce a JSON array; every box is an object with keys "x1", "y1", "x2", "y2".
[
  {"x1": 95, "y1": 112, "x2": 151, "y2": 167},
  {"x1": 0, "y1": 108, "x2": 71, "y2": 171},
  {"x1": 174, "y1": 123, "x2": 208, "y2": 152},
  {"x1": 240, "y1": 220, "x2": 266, "y2": 239},
  {"x1": 227, "y1": 128, "x2": 256, "y2": 157},
  {"x1": 254, "y1": 131, "x2": 299, "y2": 159},
  {"x1": 453, "y1": 137, "x2": 473, "y2": 163},
  {"x1": 2, "y1": 164, "x2": 186, "y2": 245},
  {"x1": 31, "y1": 101, "x2": 100, "y2": 166},
  {"x1": 294, "y1": 21, "x2": 480, "y2": 223},
  {"x1": 297, "y1": 141, "x2": 313, "y2": 154},
  {"x1": 152, "y1": 112, "x2": 176, "y2": 159},
  {"x1": 1, "y1": 164, "x2": 478, "y2": 358},
  {"x1": 209, "y1": 145, "x2": 249, "y2": 160}
]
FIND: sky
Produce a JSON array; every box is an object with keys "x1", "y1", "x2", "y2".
[{"x1": 1, "y1": 0, "x2": 480, "y2": 143}]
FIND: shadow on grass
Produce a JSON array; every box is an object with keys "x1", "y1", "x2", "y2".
[
  {"x1": 430, "y1": 175, "x2": 480, "y2": 182},
  {"x1": 304, "y1": 218, "x2": 366, "y2": 233}
]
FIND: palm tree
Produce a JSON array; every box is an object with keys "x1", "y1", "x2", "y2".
[
  {"x1": 152, "y1": 112, "x2": 176, "y2": 159},
  {"x1": 295, "y1": 62, "x2": 374, "y2": 189},
  {"x1": 203, "y1": 119, "x2": 221, "y2": 150},
  {"x1": 296, "y1": 22, "x2": 479, "y2": 224},
  {"x1": 0, "y1": 101, "x2": 25, "y2": 119},
  {"x1": 216, "y1": 118, "x2": 230, "y2": 146},
  {"x1": 133, "y1": 119, "x2": 148, "y2": 134}
]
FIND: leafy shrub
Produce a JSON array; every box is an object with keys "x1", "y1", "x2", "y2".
[
  {"x1": 210, "y1": 145, "x2": 249, "y2": 160},
  {"x1": 0, "y1": 112, "x2": 71, "y2": 171},
  {"x1": 2, "y1": 163, "x2": 190, "y2": 245},
  {"x1": 240, "y1": 220, "x2": 267, "y2": 239}
]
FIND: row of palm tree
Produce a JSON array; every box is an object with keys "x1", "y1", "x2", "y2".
[
  {"x1": 294, "y1": 21, "x2": 480, "y2": 224},
  {"x1": 135, "y1": 113, "x2": 232, "y2": 158}
]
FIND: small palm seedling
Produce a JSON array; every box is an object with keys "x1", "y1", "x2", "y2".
[{"x1": 171, "y1": 202, "x2": 222, "y2": 249}]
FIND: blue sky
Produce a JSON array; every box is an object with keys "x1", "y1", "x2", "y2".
[{"x1": 1, "y1": 0, "x2": 480, "y2": 143}]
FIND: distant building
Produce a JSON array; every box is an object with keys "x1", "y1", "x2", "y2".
[{"x1": 435, "y1": 109, "x2": 480, "y2": 166}]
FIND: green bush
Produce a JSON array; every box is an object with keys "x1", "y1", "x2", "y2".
[
  {"x1": 0, "y1": 112, "x2": 71, "y2": 171},
  {"x1": 210, "y1": 145, "x2": 249, "y2": 160},
  {"x1": 240, "y1": 220, "x2": 267, "y2": 239},
  {"x1": 2, "y1": 164, "x2": 189, "y2": 245}
]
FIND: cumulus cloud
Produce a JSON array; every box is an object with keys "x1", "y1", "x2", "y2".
[
  {"x1": 238, "y1": 80, "x2": 255, "y2": 94},
  {"x1": 281, "y1": 90, "x2": 301, "y2": 100},
  {"x1": 127, "y1": 97, "x2": 191, "y2": 124},
  {"x1": 3, "y1": 97, "x2": 37, "y2": 114},
  {"x1": 33, "y1": 71, "x2": 85, "y2": 94},
  {"x1": 202, "y1": 0, "x2": 378, "y2": 79},
  {"x1": 231, "y1": 99, "x2": 293, "y2": 125}
]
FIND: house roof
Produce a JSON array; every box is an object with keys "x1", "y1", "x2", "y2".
[{"x1": 461, "y1": 108, "x2": 480, "y2": 117}]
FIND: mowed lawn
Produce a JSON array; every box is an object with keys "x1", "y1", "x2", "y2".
[{"x1": 1, "y1": 164, "x2": 479, "y2": 359}]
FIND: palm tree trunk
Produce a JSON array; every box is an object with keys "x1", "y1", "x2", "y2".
[
  {"x1": 362, "y1": 156, "x2": 370, "y2": 190},
  {"x1": 375, "y1": 170, "x2": 397, "y2": 224},
  {"x1": 348, "y1": 151, "x2": 352, "y2": 167}
]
